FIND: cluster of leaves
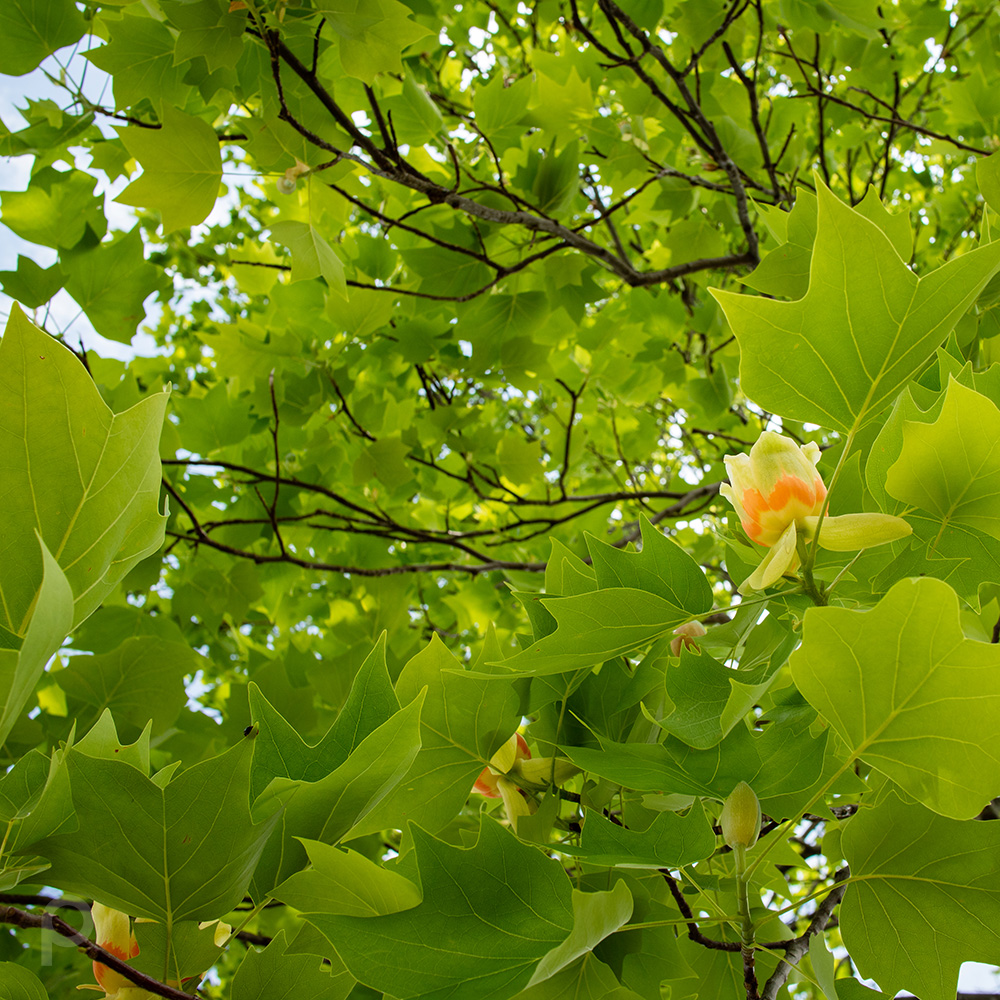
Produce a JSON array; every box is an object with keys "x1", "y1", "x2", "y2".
[{"x1": 2, "y1": 1, "x2": 1000, "y2": 999}]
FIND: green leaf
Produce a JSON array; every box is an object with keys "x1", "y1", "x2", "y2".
[
  {"x1": 0, "y1": 539, "x2": 72, "y2": 751},
  {"x1": 319, "y1": 0, "x2": 433, "y2": 85},
  {"x1": 589, "y1": 517, "x2": 714, "y2": 605},
  {"x1": 854, "y1": 184, "x2": 912, "y2": 261},
  {"x1": 165, "y1": 0, "x2": 246, "y2": 72},
  {"x1": 274, "y1": 838, "x2": 422, "y2": 916},
  {"x1": 514, "y1": 953, "x2": 643, "y2": 1000},
  {"x1": 527, "y1": 882, "x2": 633, "y2": 987},
  {"x1": 0, "y1": 306, "x2": 168, "y2": 635},
  {"x1": 270, "y1": 220, "x2": 348, "y2": 299},
  {"x1": 0, "y1": 167, "x2": 105, "y2": 249},
  {"x1": 712, "y1": 180, "x2": 1000, "y2": 433},
  {"x1": 0, "y1": 964, "x2": 48, "y2": 1000},
  {"x1": 55, "y1": 636, "x2": 195, "y2": 736},
  {"x1": 307, "y1": 820, "x2": 575, "y2": 1000},
  {"x1": 0, "y1": 744, "x2": 74, "y2": 868},
  {"x1": 498, "y1": 587, "x2": 707, "y2": 677},
  {"x1": 115, "y1": 106, "x2": 223, "y2": 232},
  {"x1": 841, "y1": 792, "x2": 1000, "y2": 1000},
  {"x1": 563, "y1": 723, "x2": 828, "y2": 819},
  {"x1": 35, "y1": 733, "x2": 278, "y2": 922},
  {"x1": 350, "y1": 634, "x2": 520, "y2": 836},
  {"x1": 885, "y1": 378, "x2": 1000, "y2": 541},
  {"x1": 652, "y1": 650, "x2": 782, "y2": 750},
  {"x1": 791, "y1": 576, "x2": 1000, "y2": 819},
  {"x1": 249, "y1": 684, "x2": 424, "y2": 891},
  {"x1": 62, "y1": 228, "x2": 164, "y2": 342},
  {"x1": 248, "y1": 633, "x2": 398, "y2": 801},
  {"x1": 977, "y1": 150, "x2": 1000, "y2": 216},
  {"x1": 474, "y1": 74, "x2": 531, "y2": 132},
  {"x1": 0, "y1": 0, "x2": 85, "y2": 76},
  {"x1": 559, "y1": 801, "x2": 716, "y2": 869},
  {"x1": 0, "y1": 256, "x2": 65, "y2": 308},
  {"x1": 85, "y1": 17, "x2": 190, "y2": 111},
  {"x1": 232, "y1": 930, "x2": 354, "y2": 1000}
]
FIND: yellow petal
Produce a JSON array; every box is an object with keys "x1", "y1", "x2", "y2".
[
  {"x1": 746, "y1": 521, "x2": 799, "y2": 590},
  {"x1": 497, "y1": 777, "x2": 533, "y2": 832},
  {"x1": 489, "y1": 734, "x2": 521, "y2": 772},
  {"x1": 803, "y1": 512, "x2": 912, "y2": 551}
]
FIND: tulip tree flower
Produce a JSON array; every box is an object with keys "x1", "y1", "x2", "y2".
[
  {"x1": 473, "y1": 732, "x2": 534, "y2": 830},
  {"x1": 81, "y1": 903, "x2": 145, "y2": 999},
  {"x1": 720, "y1": 431, "x2": 912, "y2": 590},
  {"x1": 472, "y1": 734, "x2": 580, "y2": 831}
]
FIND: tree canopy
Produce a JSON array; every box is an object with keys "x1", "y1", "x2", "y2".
[{"x1": 2, "y1": 1, "x2": 1000, "y2": 998}]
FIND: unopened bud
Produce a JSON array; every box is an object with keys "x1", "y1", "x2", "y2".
[
  {"x1": 670, "y1": 621, "x2": 707, "y2": 657},
  {"x1": 720, "y1": 781, "x2": 761, "y2": 849}
]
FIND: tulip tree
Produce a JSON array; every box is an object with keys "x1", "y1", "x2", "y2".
[{"x1": 4, "y1": 1, "x2": 1000, "y2": 999}]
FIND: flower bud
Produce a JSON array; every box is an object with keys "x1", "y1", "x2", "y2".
[
  {"x1": 720, "y1": 781, "x2": 761, "y2": 849},
  {"x1": 670, "y1": 621, "x2": 707, "y2": 657}
]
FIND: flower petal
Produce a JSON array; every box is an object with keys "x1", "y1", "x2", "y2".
[
  {"x1": 746, "y1": 521, "x2": 799, "y2": 590},
  {"x1": 802, "y1": 512, "x2": 912, "y2": 551}
]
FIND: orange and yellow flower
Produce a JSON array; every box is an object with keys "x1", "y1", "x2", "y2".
[
  {"x1": 81, "y1": 903, "x2": 144, "y2": 999},
  {"x1": 721, "y1": 431, "x2": 912, "y2": 589},
  {"x1": 721, "y1": 431, "x2": 826, "y2": 548}
]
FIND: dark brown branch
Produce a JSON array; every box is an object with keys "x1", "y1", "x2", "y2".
[
  {"x1": 760, "y1": 868, "x2": 850, "y2": 1000},
  {"x1": 0, "y1": 905, "x2": 198, "y2": 1000}
]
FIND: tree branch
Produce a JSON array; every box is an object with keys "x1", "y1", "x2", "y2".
[{"x1": 0, "y1": 905, "x2": 199, "y2": 1000}]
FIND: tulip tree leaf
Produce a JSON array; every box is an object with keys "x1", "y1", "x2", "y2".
[
  {"x1": 712, "y1": 181, "x2": 1000, "y2": 433},
  {"x1": 560, "y1": 801, "x2": 716, "y2": 869},
  {"x1": 885, "y1": 379, "x2": 1000, "y2": 541},
  {"x1": 61, "y1": 228, "x2": 164, "y2": 343},
  {"x1": 652, "y1": 650, "x2": 782, "y2": 750},
  {"x1": 349, "y1": 634, "x2": 521, "y2": 837},
  {"x1": 307, "y1": 819, "x2": 575, "y2": 1000},
  {"x1": 0, "y1": 539, "x2": 73, "y2": 751},
  {"x1": 499, "y1": 587, "x2": 709, "y2": 676},
  {"x1": 0, "y1": 744, "x2": 74, "y2": 860},
  {"x1": 55, "y1": 636, "x2": 195, "y2": 736},
  {"x1": 84, "y1": 17, "x2": 189, "y2": 111},
  {"x1": 841, "y1": 792, "x2": 1000, "y2": 1000},
  {"x1": 269, "y1": 221, "x2": 348, "y2": 300},
  {"x1": 0, "y1": 0, "x2": 85, "y2": 77},
  {"x1": 527, "y1": 882, "x2": 633, "y2": 987},
  {"x1": 563, "y1": 722, "x2": 828, "y2": 819},
  {"x1": 321, "y1": 0, "x2": 434, "y2": 86},
  {"x1": 514, "y1": 953, "x2": 643, "y2": 1000},
  {"x1": 0, "y1": 963, "x2": 49, "y2": 1000},
  {"x1": 0, "y1": 168, "x2": 105, "y2": 250},
  {"x1": 499, "y1": 526, "x2": 714, "y2": 677},
  {"x1": 588, "y1": 516, "x2": 714, "y2": 606},
  {"x1": 115, "y1": 106, "x2": 223, "y2": 232},
  {"x1": 249, "y1": 686, "x2": 424, "y2": 893},
  {"x1": 35, "y1": 733, "x2": 279, "y2": 923},
  {"x1": 232, "y1": 930, "x2": 354, "y2": 1000},
  {"x1": 866, "y1": 381, "x2": 1000, "y2": 606},
  {"x1": 273, "y1": 838, "x2": 422, "y2": 917},
  {"x1": 791, "y1": 576, "x2": 1000, "y2": 819},
  {"x1": 0, "y1": 307, "x2": 168, "y2": 636},
  {"x1": 248, "y1": 633, "x2": 399, "y2": 803}
]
